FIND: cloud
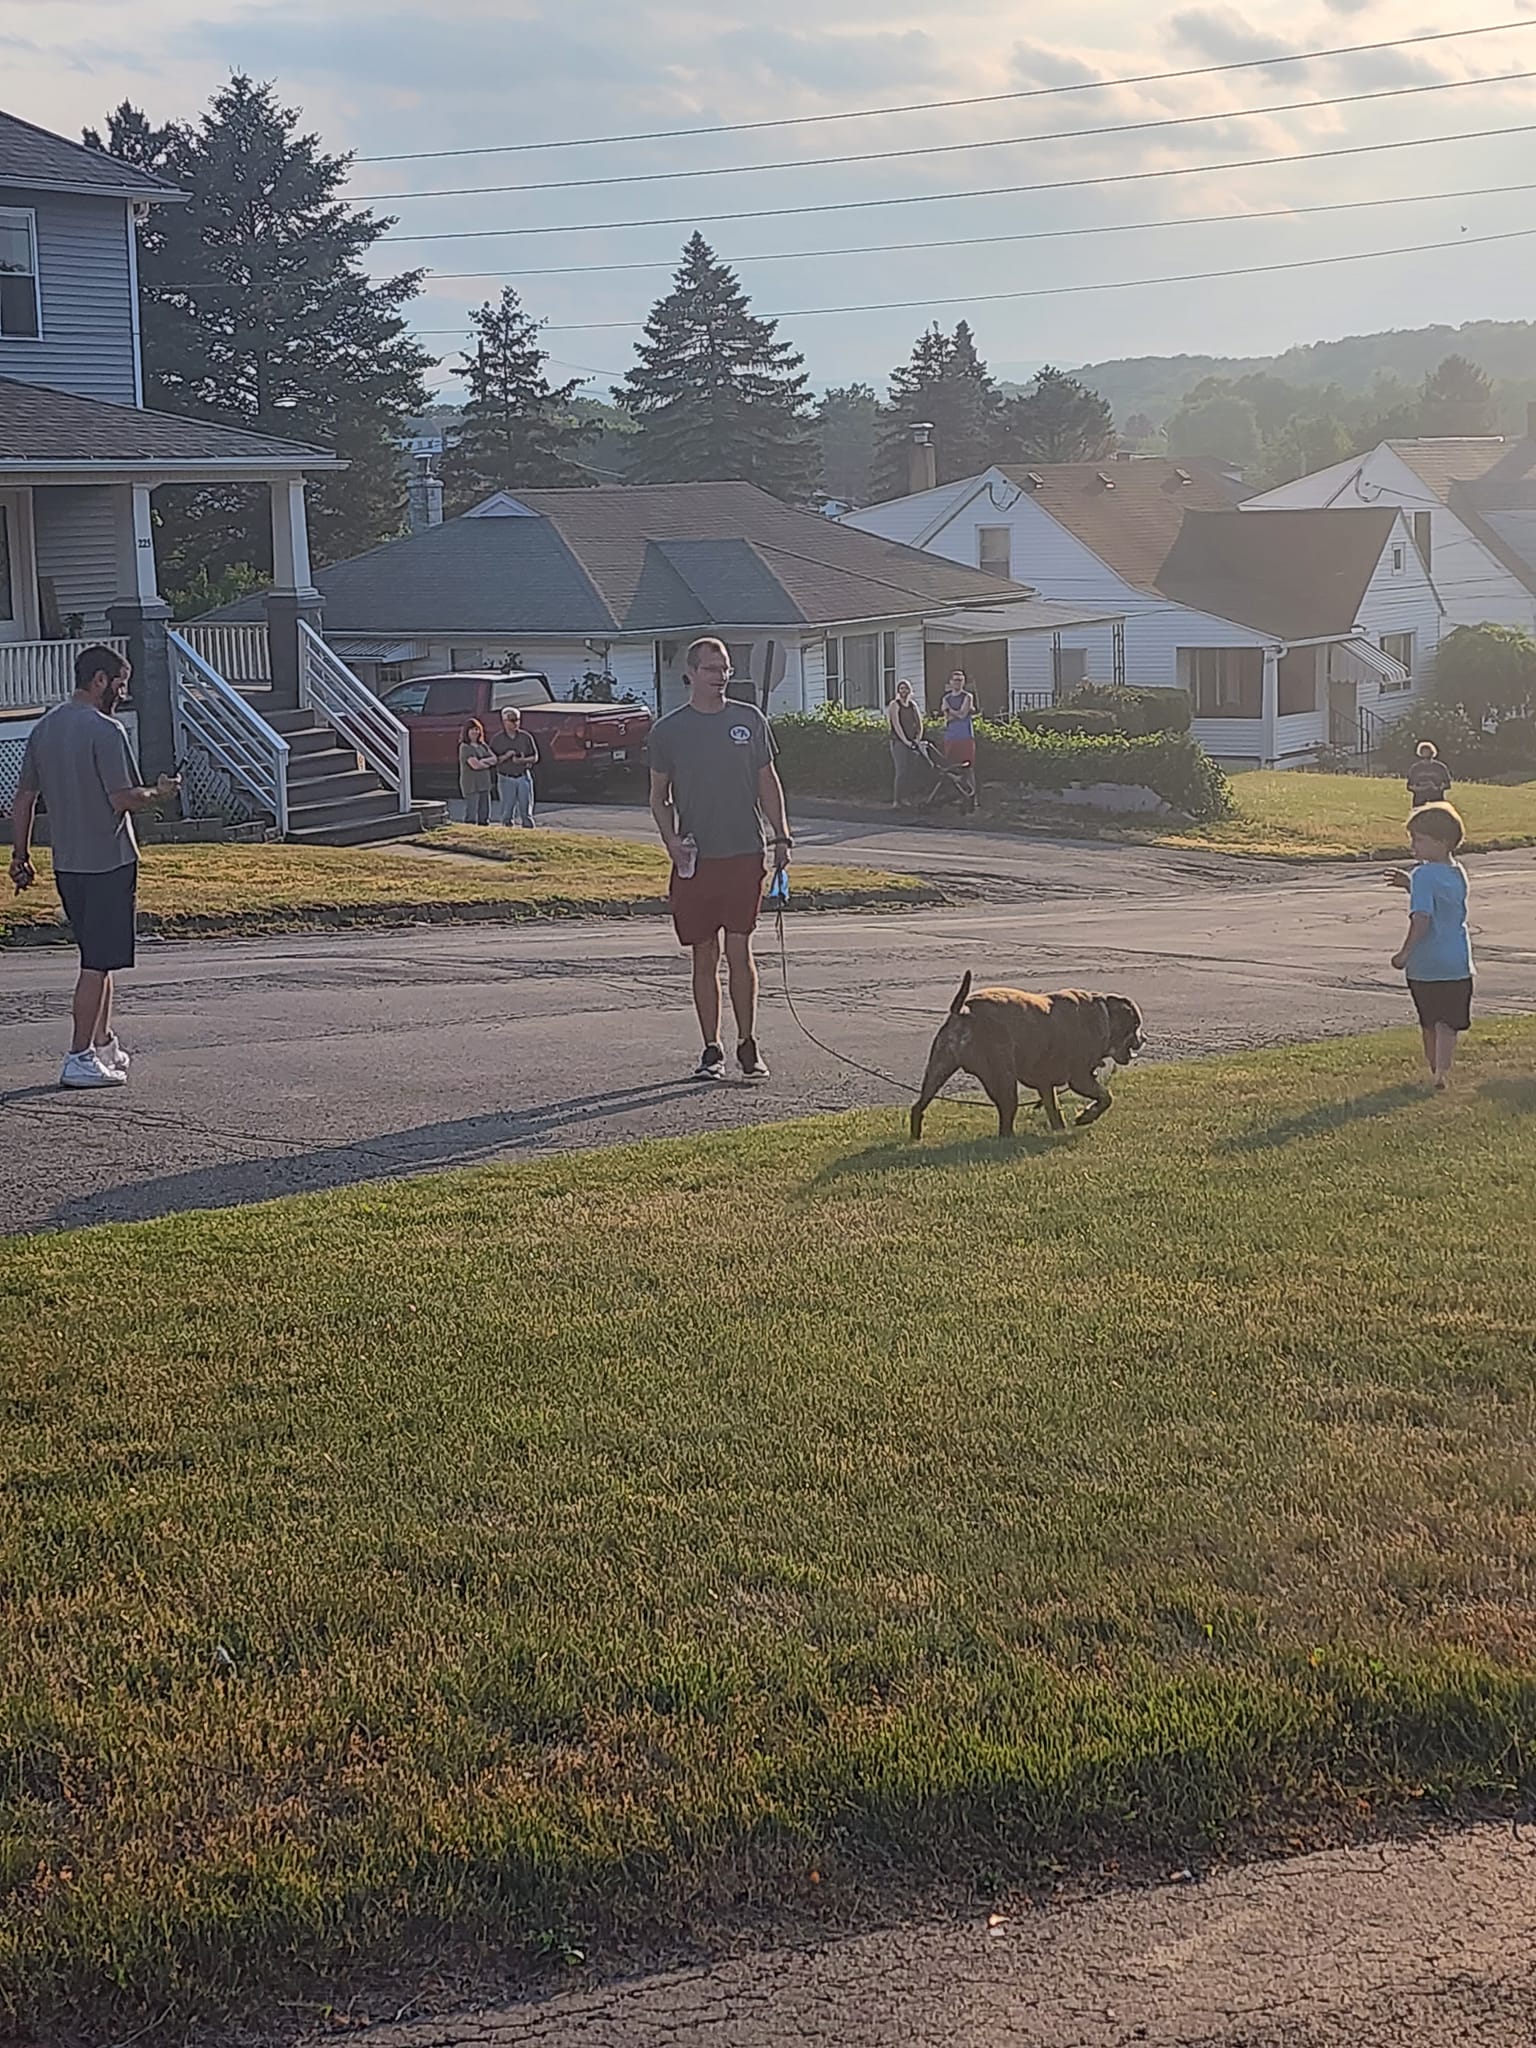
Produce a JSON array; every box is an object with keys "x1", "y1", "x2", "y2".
[
  {"x1": 707, "y1": 26, "x2": 948, "y2": 95},
  {"x1": 1165, "y1": 8, "x2": 1290, "y2": 65}
]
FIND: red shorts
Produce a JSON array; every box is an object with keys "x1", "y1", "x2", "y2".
[
  {"x1": 670, "y1": 854, "x2": 766, "y2": 947},
  {"x1": 943, "y1": 736, "x2": 976, "y2": 769}
]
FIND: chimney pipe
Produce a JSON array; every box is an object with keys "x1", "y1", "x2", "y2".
[
  {"x1": 908, "y1": 421, "x2": 937, "y2": 497},
  {"x1": 407, "y1": 466, "x2": 443, "y2": 533}
]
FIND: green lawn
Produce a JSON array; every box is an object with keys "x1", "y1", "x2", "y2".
[
  {"x1": 1, "y1": 833, "x2": 927, "y2": 944},
  {"x1": 4, "y1": 1024, "x2": 1536, "y2": 2033},
  {"x1": 1161, "y1": 770, "x2": 1536, "y2": 858}
]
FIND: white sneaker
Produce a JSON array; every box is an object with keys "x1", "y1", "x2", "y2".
[
  {"x1": 59, "y1": 1049, "x2": 127, "y2": 1090},
  {"x1": 95, "y1": 1034, "x2": 130, "y2": 1074}
]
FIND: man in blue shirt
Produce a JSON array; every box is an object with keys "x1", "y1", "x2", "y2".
[{"x1": 1386, "y1": 801, "x2": 1472, "y2": 1091}]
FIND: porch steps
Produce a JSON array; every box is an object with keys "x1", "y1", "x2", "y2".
[{"x1": 261, "y1": 707, "x2": 446, "y2": 846}]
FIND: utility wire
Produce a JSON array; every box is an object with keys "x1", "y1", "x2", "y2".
[
  {"x1": 355, "y1": 17, "x2": 1536, "y2": 162},
  {"x1": 380, "y1": 118, "x2": 1536, "y2": 244},
  {"x1": 358, "y1": 67, "x2": 1536, "y2": 202}
]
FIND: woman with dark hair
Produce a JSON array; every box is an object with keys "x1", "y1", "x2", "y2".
[{"x1": 459, "y1": 718, "x2": 497, "y2": 824}]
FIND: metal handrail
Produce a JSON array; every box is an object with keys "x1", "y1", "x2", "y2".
[
  {"x1": 299, "y1": 619, "x2": 412, "y2": 812},
  {"x1": 168, "y1": 629, "x2": 290, "y2": 834}
]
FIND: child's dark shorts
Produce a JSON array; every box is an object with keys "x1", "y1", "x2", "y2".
[{"x1": 1408, "y1": 977, "x2": 1473, "y2": 1032}]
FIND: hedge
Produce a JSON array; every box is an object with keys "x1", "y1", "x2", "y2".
[
  {"x1": 1376, "y1": 706, "x2": 1536, "y2": 781},
  {"x1": 1065, "y1": 683, "x2": 1193, "y2": 735},
  {"x1": 773, "y1": 707, "x2": 1232, "y2": 821},
  {"x1": 1008, "y1": 707, "x2": 1118, "y2": 736}
]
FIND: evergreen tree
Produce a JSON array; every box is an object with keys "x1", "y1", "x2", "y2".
[
  {"x1": 441, "y1": 289, "x2": 595, "y2": 510},
  {"x1": 999, "y1": 366, "x2": 1115, "y2": 464},
  {"x1": 1420, "y1": 354, "x2": 1496, "y2": 436},
  {"x1": 814, "y1": 382, "x2": 880, "y2": 506},
  {"x1": 86, "y1": 77, "x2": 431, "y2": 594},
  {"x1": 874, "y1": 322, "x2": 998, "y2": 498},
  {"x1": 615, "y1": 233, "x2": 816, "y2": 501}
]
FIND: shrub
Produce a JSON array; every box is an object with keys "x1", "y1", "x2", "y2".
[
  {"x1": 772, "y1": 706, "x2": 1232, "y2": 820},
  {"x1": 1007, "y1": 707, "x2": 1118, "y2": 736},
  {"x1": 1065, "y1": 683, "x2": 1193, "y2": 736},
  {"x1": 1376, "y1": 708, "x2": 1521, "y2": 782},
  {"x1": 1434, "y1": 623, "x2": 1536, "y2": 726}
]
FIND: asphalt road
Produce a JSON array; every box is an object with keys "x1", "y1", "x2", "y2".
[{"x1": 3, "y1": 822, "x2": 1534, "y2": 1235}]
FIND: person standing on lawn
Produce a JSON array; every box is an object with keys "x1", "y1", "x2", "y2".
[
  {"x1": 1386, "y1": 801, "x2": 1473, "y2": 1091},
  {"x1": 886, "y1": 678, "x2": 925, "y2": 807},
  {"x1": 1406, "y1": 740, "x2": 1453, "y2": 809},
  {"x1": 648, "y1": 636, "x2": 791, "y2": 1083},
  {"x1": 940, "y1": 669, "x2": 977, "y2": 771},
  {"x1": 491, "y1": 705, "x2": 538, "y2": 827},
  {"x1": 458, "y1": 719, "x2": 497, "y2": 825},
  {"x1": 7, "y1": 644, "x2": 180, "y2": 1089}
]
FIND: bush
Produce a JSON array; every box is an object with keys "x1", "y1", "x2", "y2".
[
  {"x1": 1065, "y1": 683, "x2": 1193, "y2": 735},
  {"x1": 1434, "y1": 623, "x2": 1536, "y2": 726},
  {"x1": 1007, "y1": 707, "x2": 1118, "y2": 736},
  {"x1": 772, "y1": 707, "x2": 1232, "y2": 820},
  {"x1": 1375, "y1": 708, "x2": 1531, "y2": 782}
]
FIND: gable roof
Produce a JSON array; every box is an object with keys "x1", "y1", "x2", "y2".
[
  {"x1": 204, "y1": 481, "x2": 1031, "y2": 635},
  {"x1": 1155, "y1": 507, "x2": 1401, "y2": 639},
  {"x1": 995, "y1": 458, "x2": 1244, "y2": 590},
  {"x1": 0, "y1": 378, "x2": 337, "y2": 472},
  {"x1": 0, "y1": 109, "x2": 184, "y2": 203},
  {"x1": 1384, "y1": 438, "x2": 1514, "y2": 501}
]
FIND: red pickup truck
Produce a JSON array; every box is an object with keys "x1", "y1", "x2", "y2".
[{"x1": 377, "y1": 671, "x2": 652, "y2": 798}]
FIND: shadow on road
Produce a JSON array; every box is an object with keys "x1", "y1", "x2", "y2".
[
  {"x1": 1218, "y1": 1082, "x2": 1424, "y2": 1153},
  {"x1": 29, "y1": 1080, "x2": 701, "y2": 1232}
]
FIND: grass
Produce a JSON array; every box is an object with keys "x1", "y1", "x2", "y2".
[
  {"x1": 0, "y1": 832, "x2": 928, "y2": 944},
  {"x1": 5, "y1": 1022, "x2": 1536, "y2": 2035},
  {"x1": 1159, "y1": 770, "x2": 1536, "y2": 859}
]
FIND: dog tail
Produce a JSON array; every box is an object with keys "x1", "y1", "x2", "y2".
[{"x1": 949, "y1": 970, "x2": 973, "y2": 1016}]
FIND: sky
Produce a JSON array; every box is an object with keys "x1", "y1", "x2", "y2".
[{"x1": 3, "y1": 0, "x2": 1535, "y2": 401}]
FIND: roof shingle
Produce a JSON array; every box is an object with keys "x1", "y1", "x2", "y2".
[
  {"x1": 0, "y1": 378, "x2": 336, "y2": 468},
  {"x1": 0, "y1": 109, "x2": 183, "y2": 201},
  {"x1": 1155, "y1": 508, "x2": 1400, "y2": 638},
  {"x1": 996, "y1": 457, "x2": 1244, "y2": 589}
]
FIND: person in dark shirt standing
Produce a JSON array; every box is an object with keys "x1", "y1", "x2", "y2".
[
  {"x1": 8, "y1": 644, "x2": 180, "y2": 1088},
  {"x1": 1406, "y1": 740, "x2": 1452, "y2": 809},
  {"x1": 648, "y1": 637, "x2": 792, "y2": 1082},
  {"x1": 491, "y1": 705, "x2": 539, "y2": 827}
]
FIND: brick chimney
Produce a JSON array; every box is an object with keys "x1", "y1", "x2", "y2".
[
  {"x1": 908, "y1": 422, "x2": 937, "y2": 496},
  {"x1": 407, "y1": 466, "x2": 443, "y2": 533}
]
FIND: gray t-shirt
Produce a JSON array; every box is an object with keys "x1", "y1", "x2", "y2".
[
  {"x1": 648, "y1": 701, "x2": 776, "y2": 861},
  {"x1": 18, "y1": 699, "x2": 139, "y2": 873}
]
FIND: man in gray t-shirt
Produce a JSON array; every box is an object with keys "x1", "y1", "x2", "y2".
[
  {"x1": 648, "y1": 636, "x2": 792, "y2": 1083},
  {"x1": 10, "y1": 644, "x2": 180, "y2": 1090}
]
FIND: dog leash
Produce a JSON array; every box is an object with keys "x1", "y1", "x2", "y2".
[{"x1": 772, "y1": 906, "x2": 921, "y2": 1094}]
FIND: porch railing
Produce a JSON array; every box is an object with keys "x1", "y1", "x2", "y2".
[
  {"x1": 0, "y1": 637, "x2": 131, "y2": 711},
  {"x1": 299, "y1": 620, "x2": 412, "y2": 812},
  {"x1": 168, "y1": 629, "x2": 290, "y2": 835},
  {"x1": 179, "y1": 622, "x2": 272, "y2": 685}
]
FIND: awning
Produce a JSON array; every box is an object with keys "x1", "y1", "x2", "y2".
[
  {"x1": 328, "y1": 636, "x2": 422, "y2": 664},
  {"x1": 1334, "y1": 635, "x2": 1409, "y2": 688},
  {"x1": 925, "y1": 599, "x2": 1125, "y2": 641}
]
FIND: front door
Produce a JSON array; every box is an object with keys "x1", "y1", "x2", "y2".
[{"x1": 0, "y1": 492, "x2": 28, "y2": 644}]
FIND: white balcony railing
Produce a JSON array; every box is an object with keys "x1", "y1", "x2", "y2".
[
  {"x1": 179, "y1": 622, "x2": 272, "y2": 685},
  {"x1": 299, "y1": 620, "x2": 412, "y2": 812},
  {"x1": 0, "y1": 638, "x2": 131, "y2": 711},
  {"x1": 168, "y1": 629, "x2": 290, "y2": 834}
]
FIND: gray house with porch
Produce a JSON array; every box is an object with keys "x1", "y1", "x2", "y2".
[{"x1": 0, "y1": 107, "x2": 424, "y2": 843}]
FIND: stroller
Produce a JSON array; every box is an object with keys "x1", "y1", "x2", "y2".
[{"x1": 914, "y1": 736, "x2": 978, "y2": 816}]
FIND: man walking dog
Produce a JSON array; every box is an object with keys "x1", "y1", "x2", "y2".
[
  {"x1": 8, "y1": 644, "x2": 179, "y2": 1089},
  {"x1": 648, "y1": 637, "x2": 791, "y2": 1081}
]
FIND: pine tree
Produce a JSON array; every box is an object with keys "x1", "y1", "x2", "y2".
[
  {"x1": 441, "y1": 289, "x2": 595, "y2": 510},
  {"x1": 814, "y1": 383, "x2": 880, "y2": 506},
  {"x1": 616, "y1": 233, "x2": 816, "y2": 501},
  {"x1": 873, "y1": 322, "x2": 998, "y2": 498},
  {"x1": 86, "y1": 78, "x2": 431, "y2": 595},
  {"x1": 999, "y1": 367, "x2": 1116, "y2": 464},
  {"x1": 1420, "y1": 354, "x2": 1496, "y2": 436}
]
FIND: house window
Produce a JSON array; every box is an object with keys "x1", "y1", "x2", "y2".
[
  {"x1": 1391, "y1": 544, "x2": 1405, "y2": 574},
  {"x1": 977, "y1": 526, "x2": 1011, "y2": 579},
  {"x1": 449, "y1": 646, "x2": 484, "y2": 671},
  {"x1": 1184, "y1": 647, "x2": 1263, "y2": 718},
  {"x1": 1412, "y1": 511, "x2": 1433, "y2": 571},
  {"x1": 1277, "y1": 649, "x2": 1316, "y2": 717},
  {"x1": 1380, "y1": 632, "x2": 1414, "y2": 693},
  {"x1": 0, "y1": 209, "x2": 40, "y2": 340},
  {"x1": 823, "y1": 631, "x2": 896, "y2": 710},
  {"x1": 377, "y1": 662, "x2": 405, "y2": 690},
  {"x1": 823, "y1": 635, "x2": 840, "y2": 703}
]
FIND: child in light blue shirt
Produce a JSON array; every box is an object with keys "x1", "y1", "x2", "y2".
[{"x1": 1385, "y1": 801, "x2": 1473, "y2": 1090}]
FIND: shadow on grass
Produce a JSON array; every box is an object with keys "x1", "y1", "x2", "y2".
[
  {"x1": 1218, "y1": 1082, "x2": 1425, "y2": 1154},
  {"x1": 811, "y1": 1122, "x2": 1073, "y2": 1186},
  {"x1": 1479, "y1": 1076, "x2": 1536, "y2": 1115}
]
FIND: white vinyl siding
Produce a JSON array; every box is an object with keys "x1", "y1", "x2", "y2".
[
  {"x1": 0, "y1": 189, "x2": 138, "y2": 402},
  {"x1": 32, "y1": 484, "x2": 119, "y2": 634}
]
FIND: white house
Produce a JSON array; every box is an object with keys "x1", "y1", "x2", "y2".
[
  {"x1": 1243, "y1": 421, "x2": 1536, "y2": 635},
  {"x1": 843, "y1": 458, "x2": 1444, "y2": 766}
]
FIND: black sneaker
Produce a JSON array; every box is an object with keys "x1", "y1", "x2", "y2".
[
  {"x1": 737, "y1": 1038, "x2": 770, "y2": 1081},
  {"x1": 694, "y1": 1043, "x2": 726, "y2": 1081}
]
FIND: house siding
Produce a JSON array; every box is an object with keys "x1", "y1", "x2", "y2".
[
  {"x1": 1353, "y1": 512, "x2": 1444, "y2": 725},
  {"x1": 802, "y1": 635, "x2": 828, "y2": 710},
  {"x1": 32, "y1": 483, "x2": 120, "y2": 632},
  {"x1": 0, "y1": 190, "x2": 138, "y2": 405}
]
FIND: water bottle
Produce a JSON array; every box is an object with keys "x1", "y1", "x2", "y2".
[
  {"x1": 675, "y1": 835, "x2": 698, "y2": 880},
  {"x1": 766, "y1": 864, "x2": 790, "y2": 909}
]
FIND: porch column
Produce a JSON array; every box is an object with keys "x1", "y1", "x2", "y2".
[
  {"x1": 1261, "y1": 648, "x2": 1280, "y2": 767},
  {"x1": 1112, "y1": 621, "x2": 1126, "y2": 687},
  {"x1": 264, "y1": 476, "x2": 323, "y2": 710},
  {"x1": 108, "y1": 482, "x2": 177, "y2": 781}
]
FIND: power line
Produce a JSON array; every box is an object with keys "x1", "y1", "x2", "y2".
[
  {"x1": 385, "y1": 179, "x2": 1536, "y2": 285},
  {"x1": 354, "y1": 17, "x2": 1536, "y2": 163},
  {"x1": 380, "y1": 118, "x2": 1536, "y2": 245},
  {"x1": 357, "y1": 67, "x2": 1536, "y2": 203}
]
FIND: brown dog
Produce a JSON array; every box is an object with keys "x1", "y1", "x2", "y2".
[{"x1": 910, "y1": 973, "x2": 1144, "y2": 1138}]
